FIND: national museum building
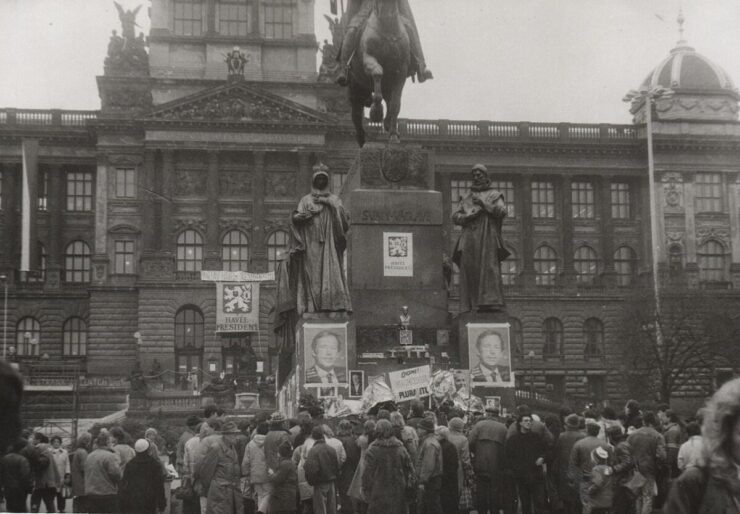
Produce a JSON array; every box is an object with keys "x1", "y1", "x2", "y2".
[{"x1": 2, "y1": 0, "x2": 740, "y2": 413}]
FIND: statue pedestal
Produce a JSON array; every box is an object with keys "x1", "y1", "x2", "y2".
[{"x1": 457, "y1": 310, "x2": 510, "y2": 370}]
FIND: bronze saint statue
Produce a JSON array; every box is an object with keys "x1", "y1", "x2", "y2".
[
  {"x1": 452, "y1": 164, "x2": 511, "y2": 313},
  {"x1": 289, "y1": 164, "x2": 352, "y2": 315},
  {"x1": 343, "y1": 0, "x2": 434, "y2": 147}
]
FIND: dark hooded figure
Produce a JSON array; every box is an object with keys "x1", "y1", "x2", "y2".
[
  {"x1": 290, "y1": 163, "x2": 352, "y2": 315},
  {"x1": 451, "y1": 164, "x2": 510, "y2": 313}
]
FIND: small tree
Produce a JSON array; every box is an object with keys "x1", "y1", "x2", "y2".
[{"x1": 619, "y1": 286, "x2": 739, "y2": 403}]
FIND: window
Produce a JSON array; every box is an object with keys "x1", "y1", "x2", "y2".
[
  {"x1": 115, "y1": 168, "x2": 136, "y2": 198},
  {"x1": 64, "y1": 241, "x2": 91, "y2": 283},
  {"x1": 267, "y1": 230, "x2": 289, "y2": 272},
  {"x1": 263, "y1": 0, "x2": 295, "y2": 39},
  {"x1": 611, "y1": 182, "x2": 631, "y2": 219},
  {"x1": 222, "y1": 230, "x2": 250, "y2": 271},
  {"x1": 584, "y1": 318, "x2": 604, "y2": 357},
  {"x1": 510, "y1": 317, "x2": 523, "y2": 358},
  {"x1": 502, "y1": 250, "x2": 517, "y2": 285},
  {"x1": 613, "y1": 246, "x2": 636, "y2": 286},
  {"x1": 531, "y1": 181, "x2": 555, "y2": 218},
  {"x1": 574, "y1": 246, "x2": 598, "y2": 284},
  {"x1": 38, "y1": 171, "x2": 48, "y2": 210},
  {"x1": 543, "y1": 317, "x2": 563, "y2": 358},
  {"x1": 177, "y1": 230, "x2": 204, "y2": 272},
  {"x1": 490, "y1": 180, "x2": 516, "y2": 217},
  {"x1": 174, "y1": 0, "x2": 204, "y2": 36},
  {"x1": 16, "y1": 317, "x2": 40, "y2": 357},
  {"x1": 695, "y1": 173, "x2": 723, "y2": 212},
  {"x1": 545, "y1": 376, "x2": 565, "y2": 399},
  {"x1": 698, "y1": 240, "x2": 727, "y2": 282},
  {"x1": 332, "y1": 173, "x2": 346, "y2": 194},
  {"x1": 587, "y1": 376, "x2": 605, "y2": 401},
  {"x1": 219, "y1": 0, "x2": 250, "y2": 36},
  {"x1": 450, "y1": 179, "x2": 472, "y2": 211},
  {"x1": 221, "y1": 334, "x2": 254, "y2": 375},
  {"x1": 571, "y1": 182, "x2": 595, "y2": 218},
  {"x1": 534, "y1": 245, "x2": 557, "y2": 286},
  {"x1": 175, "y1": 306, "x2": 204, "y2": 374},
  {"x1": 63, "y1": 317, "x2": 87, "y2": 357},
  {"x1": 114, "y1": 240, "x2": 135, "y2": 274},
  {"x1": 66, "y1": 171, "x2": 93, "y2": 211}
]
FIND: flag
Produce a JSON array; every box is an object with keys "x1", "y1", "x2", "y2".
[
  {"x1": 21, "y1": 139, "x2": 39, "y2": 273},
  {"x1": 330, "y1": 0, "x2": 337, "y2": 15}
]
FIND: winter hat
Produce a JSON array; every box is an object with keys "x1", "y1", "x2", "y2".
[
  {"x1": 418, "y1": 418, "x2": 435, "y2": 433},
  {"x1": 592, "y1": 446, "x2": 609, "y2": 463},
  {"x1": 221, "y1": 422, "x2": 241, "y2": 434},
  {"x1": 448, "y1": 417, "x2": 465, "y2": 432},
  {"x1": 565, "y1": 414, "x2": 580, "y2": 429},
  {"x1": 271, "y1": 411, "x2": 286, "y2": 422},
  {"x1": 134, "y1": 439, "x2": 150, "y2": 453}
]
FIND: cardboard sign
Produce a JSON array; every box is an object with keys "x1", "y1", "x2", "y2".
[
  {"x1": 216, "y1": 282, "x2": 260, "y2": 332},
  {"x1": 383, "y1": 232, "x2": 413, "y2": 276},
  {"x1": 388, "y1": 365, "x2": 432, "y2": 400}
]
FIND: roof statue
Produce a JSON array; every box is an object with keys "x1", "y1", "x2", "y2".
[
  {"x1": 105, "y1": 2, "x2": 147, "y2": 75},
  {"x1": 114, "y1": 2, "x2": 142, "y2": 45},
  {"x1": 337, "y1": 0, "x2": 434, "y2": 147}
]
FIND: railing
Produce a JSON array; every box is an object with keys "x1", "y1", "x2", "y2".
[
  {"x1": 366, "y1": 119, "x2": 637, "y2": 143},
  {"x1": 0, "y1": 108, "x2": 97, "y2": 128}
]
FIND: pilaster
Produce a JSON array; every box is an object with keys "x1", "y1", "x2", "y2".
[
  {"x1": 92, "y1": 162, "x2": 109, "y2": 285},
  {"x1": 729, "y1": 174, "x2": 740, "y2": 287},
  {"x1": 45, "y1": 164, "x2": 63, "y2": 289},
  {"x1": 599, "y1": 177, "x2": 616, "y2": 286},
  {"x1": 560, "y1": 175, "x2": 577, "y2": 287},
  {"x1": 160, "y1": 150, "x2": 174, "y2": 252},
  {"x1": 683, "y1": 172, "x2": 697, "y2": 264},
  {"x1": 204, "y1": 151, "x2": 221, "y2": 270},
  {"x1": 298, "y1": 151, "x2": 312, "y2": 195},
  {"x1": 141, "y1": 150, "x2": 157, "y2": 253},
  {"x1": 252, "y1": 151, "x2": 267, "y2": 272},
  {"x1": 520, "y1": 178, "x2": 536, "y2": 288}
]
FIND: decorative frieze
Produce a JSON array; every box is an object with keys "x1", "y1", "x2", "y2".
[
  {"x1": 174, "y1": 170, "x2": 207, "y2": 196},
  {"x1": 265, "y1": 173, "x2": 296, "y2": 198},
  {"x1": 219, "y1": 171, "x2": 252, "y2": 196}
]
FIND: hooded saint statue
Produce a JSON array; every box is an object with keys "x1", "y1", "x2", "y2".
[
  {"x1": 452, "y1": 164, "x2": 510, "y2": 313},
  {"x1": 289, "y1": 164, "x2": 352, "y2": 315}
]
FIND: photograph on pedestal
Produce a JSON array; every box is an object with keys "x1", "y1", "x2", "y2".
[
  {"x1": 485, "y1": 396, "x2": 502, "y2": 411},
  {"x1": 303, "y1": 322, "x2": 349, "y2": 386},
  {"x1": 349, "y1": 370, "x2": 365, "y2": 398},
  {"x1": 467, "y1": 323, "x2": 514, "y2": 387}
]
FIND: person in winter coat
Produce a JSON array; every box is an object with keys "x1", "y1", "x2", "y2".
[
  {"x1": 265, "y1": 413, "x2": 291, "y2": 473},
  {"x1": 241, "y1": 422, "x2": 270, "y2": 513},
  {"x1": 200, "y1": 422, "x2": 244, "y2": 514},
  {"x1": 467, "y1": 407, "x2": 507, "y2": 514},
  {"x1": 30, "y1": 432, "x2": 61, "y2": 513},
  {"x1": 446, "y1": 417, "x2": 472, "y2": 507},
  {"x1": 305, "y1": 425, "x2": 340, "y2": 514},
  {"x1": 348, "y1": 419, "x2": 375, "y2": 513},
  {"x1": 676, "y1": 421, "x2": 704, "y2": 470},
  {"x1": 662, "y1": 410, "x2": 685, "y2": 478},
  {"x1": 322, "y1": 425, "x2": 347, "y2": 467},
  {"x1": 552, "y1": 414, "x2": 585, "y2": 514},
  {"x1": 110, "y1": 427, "x2": 135, "y2": 471},
  {"x1": 505, "y1": 414, "x2": 548, "y2": 514},
  {"x1": 361, "y1": 419, "x2": 414, "y2": 514},
  {"x1": 268, "y1": 441, "x2": 298, "y2": 514},
  {"x1": 606, "y1": 426, "x2": 633, "y2": 514},
  {"x1": 336, "y1": 420, "x2": 361, "y2": 514},
  {"x1": 1, "y1": 439, "x2": 33, "y2": 513},
  {"x1": 84, "y1": 432, "x2": 122, "y2": 514},
  {"x1": 119, "y1": 439, "x2": 167, "y2": 514},
  {"x1": 390, "y1": 411, "x2": 419, "y2": 463},
  {"x1": 627, "y1": 411, "x2": 666, "y2": 514},
  {"x1": 184, "y1": 421, "x2": 215, "y2": 514},
  {"x1": 69, "y1": 432, "x2": 91, "y2": 514},
  {"x1": 587, "y1": 448, "x2": 613, "y2": 514},
  {"x1": 49, "y1": 436, "x2": 70, "y2": 513},
  {"x1": 436, "y1": 426, "x2": 460, "y2": 514},
  {"x1": 415, "y1": 418, "x2": 443, "y2": 514},
  {"x1": 666, "y1": 377, "x2": 740, "y2": 513},
  {"x1": 569, "y1": 421, "x2": 612, "y2": 514}
]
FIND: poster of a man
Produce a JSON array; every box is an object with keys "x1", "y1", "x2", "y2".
[
  {"x1": 467, "y1": 323, "x2": 513, "y2": 386},
  {"x1": 349, "y1": 370, "x2": 364, "y2": 398},
  {"x1": 304, "y1": 324, "x2": 348, "y2": 385}
]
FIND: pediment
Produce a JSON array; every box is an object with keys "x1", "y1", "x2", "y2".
[{"x1": 148, "y1": 83, "x2": 329, "y2": 125}]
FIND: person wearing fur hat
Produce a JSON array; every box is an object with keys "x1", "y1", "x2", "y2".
[
  {"x1": 119, "y1": 439, "x2": 166, "y2": 514},
  {"x1": 553, "y1": 414, "x2": 585, "y2": 514},
  {"x1": 415, "y1": 418, "x2": 443, "y2": 514},
  {"x1": 290, "y1": 163, "x2": 352, "y2": 315}
]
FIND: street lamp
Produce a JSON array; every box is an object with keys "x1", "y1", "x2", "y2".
[
  {"x1": 527, "y1": 350, "x2": 535, "y2": 395},
  {"x1": 623, "y1": 86, "x2": 674, "y2": 346},
  {"x1": 0, "y1": 274, "x2": 7, "y2": 360}
]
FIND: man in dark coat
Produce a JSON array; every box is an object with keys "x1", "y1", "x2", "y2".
[
  {"x1": 569, "y1": 421, "x2": 613, "y2": 514},
  {"x1": 607, "y1": 426, "x2": 633, "y2": 514},
  {"x1": 467, "y1": 406, "x2": 507, "y2": 514},
  {"x1": 506, "y1": 415, "x2": 548, "y2": 514},
  {"x1": 362, "y1": 419, "x2": 415, "y2": 514},
  {"x1": 436, "y1": 426, "x2": 460, "y2": 514},
  {"x1": 415, "y1": 418, "x2": 443, "y2": 514},
  {"x1": 0, "y1": 360, "x2": 23, "y2": 455},
  {"x1": 553, "y1": 414, "x2": 585, "y2": 514},
  {"x1": 119, "y1": 439, "x2": 166, "y2": 514},
  {"x1": 304, "y1": 426, "x2": 340, "y2": 514},
  {"x1": 1, "y1": 439, "x2": 33, "y2": 513}
]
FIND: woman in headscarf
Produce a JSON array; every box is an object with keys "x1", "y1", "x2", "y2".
[
  {"x1": 665, "y1": 377, "x2": 740, "y2": 513},
  {"x1": 362, "y1": 420, "x2": 414, "y2": 514}
]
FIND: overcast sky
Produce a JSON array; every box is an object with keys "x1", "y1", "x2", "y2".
[{"x1": 1, "y1": 0, "x2": 738, "y2": 124}]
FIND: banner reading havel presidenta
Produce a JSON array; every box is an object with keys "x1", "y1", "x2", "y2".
[{"x1": 216, "y1": 282, "x2": 260, "y2": 332}]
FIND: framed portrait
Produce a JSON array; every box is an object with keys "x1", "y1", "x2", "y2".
[
  {"x1": 348, "y1": 370, "x2": 365, "y2": 398},
  {"x1": 467, "y1": 323, "x2": 514, "y2": 387},
  {"x1": 485, "y1": 396, "x2": 501, "y2": 411},
  {"x1": 303, "y1": 323, "x2": 349, "y2": 386}
]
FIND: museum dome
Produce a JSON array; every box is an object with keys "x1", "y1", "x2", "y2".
[{"x1": 640, "y1": 43, "x2": 736, "y2": 93}]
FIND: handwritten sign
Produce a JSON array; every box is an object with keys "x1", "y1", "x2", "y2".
[{"x1": 387, "y1": 365, "x2": 432, "y2": 400}]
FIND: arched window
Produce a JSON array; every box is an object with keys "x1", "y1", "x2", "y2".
[
  {"x1": 222, "y1": 230, "x2": 250, "y2": 272},
  {"x1": 16, "y1": 317, "x2": 40, "y2": 356},
  {"x1": 177, "y1": 230, "x2": 204, "y2": 272},
  {"x1": 614, "y1": 246, "x2": 636, "y2": 287},
  {"x1": 510, "y1": 317, "x2": 523, "y2": 357},
  {"x1": 64, "y1": 240, "x2": 91, "y2": 283},
  {"x1": 63, "y1": 317, "x2": 87, "y2": 357},
  {"x1": 267, "y1": 230, "x2": 289, "y2": 272},
  {"x1": 502, "y1": 250, "x2": 518, "y2": 285},
  {"x1": 174, "y1": 306, "x2": 204, "y2": 374},
  {"x1": 584, "y1": 318, "x2": 604, "y2": 358},
  {"x1": 543, "y1": 317, "x2": 563, "y2": 358},
  {"x1": 698, "y1": 240, "x2": 727, "y2": 283},
  {"x1": 534, "y1": 245, "x2": 557, "y2": 286},
  {"x1": 574, "y1": 246, "x2": 598, "y2": 284}
]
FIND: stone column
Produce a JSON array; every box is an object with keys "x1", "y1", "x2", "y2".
[
  {"x1": 251, "y1": 151, "x2": 267, "y2": 272},
  {"x1": 45, "y1": 164, "x2": 63, "y2": 289},
  {"x1": 204, "y1": 151, "x2": 221, "y2": 270},
  {"x1": 729, "y1": 174, "x2": 740, "y2": 287},
  {"x1": 682, "y1": 172, "x2": 698, "y2": 286},
  {"x1": 560, "y1": 175, "x2": 577, "y2": 287},
  {"x1": 141, "y1": 150, "x2": 158, "y2": 253},
  {"x1": 91, "y1": 162, "x2": 109, "y2": 285},
  {"x1": 298, "y1": 151, "x2": 312, "y2": 194},
  {"x1": 599, "y1": 177, "x2": 616, "y2": 286},
  {"x1": 160, "y1": 150, "x2": 174, "y2": 252},
  {"x1": 520, "y1": 177, "x2": 535, "y2": 288}
]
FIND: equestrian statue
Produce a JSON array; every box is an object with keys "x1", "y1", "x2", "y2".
[{"x1": 335, "y1": 0, "x2": 434, "y2": 147}]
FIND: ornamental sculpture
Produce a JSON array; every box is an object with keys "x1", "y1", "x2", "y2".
[
  {"x1": 105, "y1": 3, "x2": 148, "y2": 74},
  {"x1": 225, "y1": 47, "x2": 248, "y2": 77}
]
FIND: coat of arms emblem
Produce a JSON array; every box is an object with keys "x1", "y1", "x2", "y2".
[{"x1": 223, "y1": 284, "x2": 252, "y2": 313}]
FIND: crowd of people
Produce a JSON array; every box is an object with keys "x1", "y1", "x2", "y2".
[{"x1": 2, "y1": 372, "x2": 740, "y2": 513}]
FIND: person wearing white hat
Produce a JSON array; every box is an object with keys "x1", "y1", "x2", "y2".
[
  {"x1": 119, "y1": 439, "x2": 166, "y2": 514},
  {"x1": 587, "y1": 447, "x2": 614, "y2": 513}
]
